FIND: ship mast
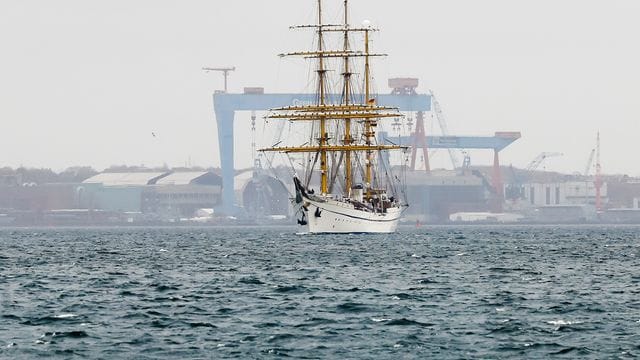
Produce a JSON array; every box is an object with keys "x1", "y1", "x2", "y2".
[
  {"x1": 364, "y1": 26, "x2": 373, "y2": 192},
  {"x1": 260, "y1": 0, "x2": 405, "y2": 199},
  {"x1": 342, "y1": 0, "x2": 352, "y2": 196},
  {"x1": 317, "y1": 0, "x2": 329, "y2": 195}
]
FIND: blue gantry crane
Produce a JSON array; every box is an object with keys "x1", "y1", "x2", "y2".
[{"x1": 212, "y1": 85, "x2": 520, "y2": 215}]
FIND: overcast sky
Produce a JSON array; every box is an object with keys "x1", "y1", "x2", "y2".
[{"x1": 1, "y1": 0, "x2": 638, "y2": 175}]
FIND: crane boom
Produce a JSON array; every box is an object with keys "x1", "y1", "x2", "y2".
[
  {"x1": 203, "y1": 66, "x2": 236, "y2": 93},
  {"x1": 428, "y1": 90, "x2": 460, "y2": 169},
  {"x1": 525, "y1": 152, "x2": 563, "y2": 172},
  {"x1": 583, "y1": 148, "x2": 595, "y2": 176}
]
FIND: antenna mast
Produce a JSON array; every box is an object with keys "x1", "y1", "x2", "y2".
[{"x1": 202, "y1": 66, "x2": 236, "y2": 93}]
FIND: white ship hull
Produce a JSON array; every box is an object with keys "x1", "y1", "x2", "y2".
[
  {"x1": 302, "y1": 197, "x2": 403, "y2": 233},
  {"x1": 292, "y1": 176, "x2": 405, "y2": 234}
]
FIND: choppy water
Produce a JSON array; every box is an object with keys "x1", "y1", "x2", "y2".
[{"x1": 2, "y1": 226, "x2": 640, "y2": 358}]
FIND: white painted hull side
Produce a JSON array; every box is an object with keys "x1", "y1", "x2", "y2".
[{"x1": 303, "y1": 198, "x2": 403, "y2": 234}]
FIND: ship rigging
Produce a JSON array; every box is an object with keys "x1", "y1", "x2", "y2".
[{"x1": 260, "y1": 0, "x2": 409, "y2": 233}]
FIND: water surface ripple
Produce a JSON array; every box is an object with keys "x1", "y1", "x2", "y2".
[{"x1": 1, "y1": 226, "x2": 640, "y2": 358}]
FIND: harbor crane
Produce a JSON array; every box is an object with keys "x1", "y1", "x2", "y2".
[
  {"x1": 526, "y1": 152, "x2": 563, "y2": 172},
  {"x1": 428, "y1": 90, "x2": 461, "y2": 169},
  {"x1": 583, "y1": 148, "x2": 596, "y2": 176},
  {"x1": 506, "y1": 152, "x2": 562, "y2": 200},
  {"x1": 202, "y1": 66, "x2": 236, "y2": 93}
]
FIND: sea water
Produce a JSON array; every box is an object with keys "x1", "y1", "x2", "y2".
[{"x1": 1, "y1": 225, "x2": 640, "y2": 358}]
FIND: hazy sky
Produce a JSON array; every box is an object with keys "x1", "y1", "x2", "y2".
[{"x1": 1, "y1": 0, "x2": 639, "y2": 175}]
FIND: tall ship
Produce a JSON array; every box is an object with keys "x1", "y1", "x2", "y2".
[{"x1": 261, "y1": 0, "x2": 408, "y2": 233}]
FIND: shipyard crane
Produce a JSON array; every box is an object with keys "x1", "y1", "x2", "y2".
[
  {"x1": 202, "y1": 66, "x2": 236, "y2": 93},
  {"x1": 583, "y1": 148, "x2": 596, "y2": 176},
  {"x1": 505, "y1": 164, "x2": 524, "y2": 200},
  {"x1": 505, "y1": 152, "x2": 562, "y2": 200},
  {"x1": 428, "y1": 90, "x2": 461, "y2": 169},
  {"x1": 526, "y1": 152, "x2": 563, "y2": 172}
]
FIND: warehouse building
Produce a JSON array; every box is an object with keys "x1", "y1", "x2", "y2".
[
  {"x1": 80, "y1": 171, "x2": 222, "y2": 219},
  {"x1": 404, "y1": 169, "x2": 489, "y2": 223}
]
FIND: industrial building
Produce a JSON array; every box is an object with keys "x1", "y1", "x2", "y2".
[
  {"x1": 404, "y1": 169, "x2": 487, "y2": 223},
  {"x1": 1, "y1": 165, "x2": 639, "y2": 225},
  {"x1": 237, "y1": 172, "x2": 290, "y2": 219},
  {"x1": 81, "y1": 171, "x2": 222, "y2": 219},
  {"x1": 80, "y1": 172, "x2": 167, "y2": 213},
  {"x1": 0, "y1": 170, "x2": 223, "y2": 225},
  {"x1": 521, "y1": 181, "x2": 607, "y2": 207}
]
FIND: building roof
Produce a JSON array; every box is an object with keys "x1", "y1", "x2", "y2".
[
  {"x1": 154, "y1": 172, "x2": 210, "y2": 186},
  {"x1": 234, "y1": 170, "x2": 255, "y2": 191},
  {"x1": 82, "y1": 172, "x2": 167, "y2": 186}
]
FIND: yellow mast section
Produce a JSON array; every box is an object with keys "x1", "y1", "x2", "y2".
[
  {"x1": 288, "y1": 53, "x2": 386, "y2": 59},
  {"x1": 261, "y1": 144, "x2": 406, "y2": 153},
  {"x1": 267, "y1": 112, "x2": 399, "y2": 121},
  {"x1": 279, "y1": 50, "x2": 364, "y2": 57}
]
